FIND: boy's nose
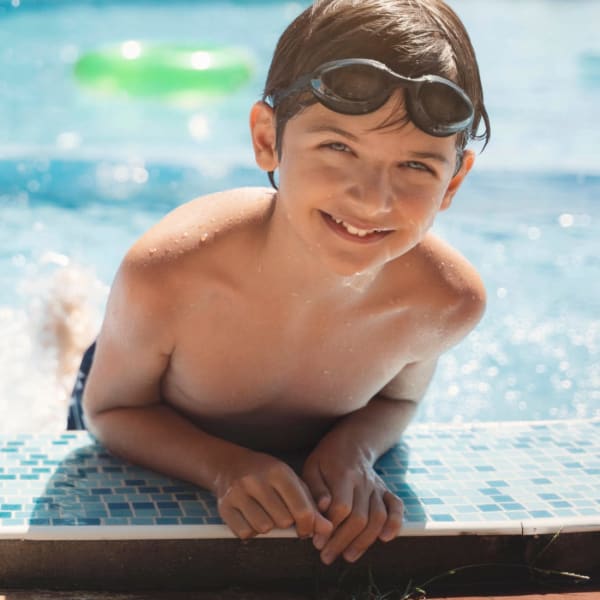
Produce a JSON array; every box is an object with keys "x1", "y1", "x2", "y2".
[{"x1": 347, "y1": 165, "x2": 394, "y2": 216}]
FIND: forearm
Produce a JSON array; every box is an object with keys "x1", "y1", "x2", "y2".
[
  {"x1": 315, "y1": 395, "x2": 418, "y2": 465},
  {"x1": 86, "y1": 403, "x2": 254, "y2": 494}
]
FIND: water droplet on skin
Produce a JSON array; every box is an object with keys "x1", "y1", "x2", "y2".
[
  {"x1": 149, "y1": 248, "x2": 157, "y2": 255},
  {"x1": 200, "y1": 233, "x2": 209, "y2": 242},
  {"x1": 182, "y1": 232, "x2": 189, "y2": 238}
]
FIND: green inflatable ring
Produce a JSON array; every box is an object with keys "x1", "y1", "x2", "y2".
[{"x1": 74, "y1": 41, "x2": 253, "y2": 98}]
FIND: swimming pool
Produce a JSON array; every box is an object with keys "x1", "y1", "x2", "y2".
[{"x1": 0, "y1": 0, "x2": 598, "y2": 432}]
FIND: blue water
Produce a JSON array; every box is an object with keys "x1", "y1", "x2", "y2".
[{"x1": 0, "y1": 0, "x2": 598, "y2": 431}]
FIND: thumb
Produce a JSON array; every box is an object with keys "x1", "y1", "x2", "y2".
[
  {"x1": 302, "y1": 462, "x2": 332, "y2": 513},
  {"x1": 312, "y1": 511, "x2": 333, "y2": 551}
]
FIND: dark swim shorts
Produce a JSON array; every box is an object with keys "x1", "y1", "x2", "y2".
[{"x1": 67, "y1": 341, "x2": 96, "y2": 430}]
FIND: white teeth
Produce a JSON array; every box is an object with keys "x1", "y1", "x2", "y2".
[{"x1": 331, "y1": 215, "x2": 380, "y2": 237}]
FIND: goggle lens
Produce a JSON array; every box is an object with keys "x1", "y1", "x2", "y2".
[
  {"x1": 273, "y1": 59, "x2": 474, "y2": 137},
  {"x1": 320, "y1": 63, "x2": 389, "y2": 104},
  {"x1": 417, "y1": 80, "x2": 473, "y2": 125}
]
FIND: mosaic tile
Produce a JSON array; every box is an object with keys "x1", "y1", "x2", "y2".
[{"x1": 0, "y1": 419, "x2": 599, "y2": 539}]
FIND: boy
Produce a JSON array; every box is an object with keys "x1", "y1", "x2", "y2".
[{"x1": 68, "y1": 0, "x2": 490, "y2": 566}]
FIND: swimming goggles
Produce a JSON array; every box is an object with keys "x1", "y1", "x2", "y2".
[{"x1": 269, "y1": 58, "x2": 474, "y2": 138}]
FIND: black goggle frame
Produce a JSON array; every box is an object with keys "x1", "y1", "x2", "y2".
[{"x1": 269, "y1": 58, "x2": 474, "y2": 138}]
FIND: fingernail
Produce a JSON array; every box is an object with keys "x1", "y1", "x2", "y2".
[
  {"x1": 344, "y1": 549, "x2": 360, "y2": 562},
  {"x1": 318, "y1": 496, "x2": 331, "y2": 511},
  {"x1": 321, "y1": 550, "x2": 335, "y2": 565},
  {"x1": 380, "y1": 528, "x2": 395, "y2": 542},
  {"x1": 313, "y1": 534, "x2": 326, "y2": 550}
]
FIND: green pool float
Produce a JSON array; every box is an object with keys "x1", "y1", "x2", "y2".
[{"x1": 74, "y1": 41, "x2": 253, "y2": 99}]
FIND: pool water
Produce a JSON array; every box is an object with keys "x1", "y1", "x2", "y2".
[{"x1": 0, "y1": 0, "x2": 598, "y2": 432}]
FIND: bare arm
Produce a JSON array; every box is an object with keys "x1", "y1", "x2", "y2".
[
  {"x1": 84, "y1": 249, "x2": 331, "y2": 540},
  {"x1": 303, "y1": 291, "x2": 486, "y2": 564},
  {"x1": 301, "y1": 359, "x2": 436, "y2": 564}
]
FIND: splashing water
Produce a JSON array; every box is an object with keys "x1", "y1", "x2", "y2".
[{"x1": 0, "y1": 256, "x2": 108, "y2": 433}]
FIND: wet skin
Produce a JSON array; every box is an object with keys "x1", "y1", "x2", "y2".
[{"x1": 82, "y1": 95, "x2": 486, "y2": 565}]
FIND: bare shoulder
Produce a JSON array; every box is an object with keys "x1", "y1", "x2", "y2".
[
  {"x1": 123, "y1": 186, "x2": 274, "y2": 279},
  {"x1": 399, "y1": 232, "x2": 486, "y2": 351},
  {"x1": 420, "y1": 232, "x2": 486, "y2": 304},
  {"x1": 107, "y1": 187, "x2": 275, "y2": 341},
  {"x1": 130, "y1": 186, "x2": 275, "y2": 259}
]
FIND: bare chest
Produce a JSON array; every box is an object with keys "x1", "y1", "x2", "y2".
[{"x1": 161, "y1": 290, "x2": 418, "y2": 447}]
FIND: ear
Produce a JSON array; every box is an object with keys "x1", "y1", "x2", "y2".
[
  {"x1": 249, "y1": 101, "x2": 279, "y2": 172},
  {"x1": 439, "y1": 149, "x2": 475, "y2": 211}
]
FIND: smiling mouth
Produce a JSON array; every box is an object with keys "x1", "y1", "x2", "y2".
[{"x1": 321, "y1": 211, "x2": 393, "y2": 241}]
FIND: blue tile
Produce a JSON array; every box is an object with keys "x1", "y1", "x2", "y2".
[
  {"x1": 131, "y1": 518, "x2": 155, "y2": 525},
  {"x1": 0, "y1": 423, "x2": 599, "y2": 536},
  {"x1": 479, "y1": 488, "x2": 500, "y2": 496},
  {"x1": 529, "y1": 510, "x2": 553, "y2": 518},
  {"x1": 76, "y1": 518, "x2": 101, "y2": 525},
  {"x1": 156, "y1": 518, "x2": 179, "y2": 525},
  {"x1": 421, "y1": 498, "x2": 444, "y2": 506},
  {"x1": 538, "y1": 493, "x2": 560, "y2": 500},
  {"x1": 491, "y1": 495, "x2": 515, "y2": 503},
  {"x1": 549, "y1": 500, "x2": 572, "y2": 508},
  {"x1": 478, "y1": 504, "x2": 502, "y2": 512},
  {"x1": 486, "y1": 480, "x2": 509, "y2": 488},
  {"x1": 181, "y1": 517, "x2": 207, "y2": 524},
  {"x1": 431, "y1": 514, "x2": 455, "y2": 522},
  {"x1": 52, "y1": 518, "x2": 78, "y2": 525}
]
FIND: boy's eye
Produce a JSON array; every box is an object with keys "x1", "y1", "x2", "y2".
[
  {"x1": 401, "y1": 160, "x2": 432, "y2": 173},
  {"x1": 324, "y1": 141, "x2": 351, "y2": 153}
]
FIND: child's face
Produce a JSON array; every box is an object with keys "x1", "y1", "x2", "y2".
[{"x1": 261, "y1": 93, "x2": 472, "y2": 276}]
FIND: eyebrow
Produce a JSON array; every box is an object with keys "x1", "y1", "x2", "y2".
[
  {"x1": 305, "y1": 123, "x2": 451, "y2": 165},
  {"x1": 305, "y1": 124, "x2": 360, "y2": 142},
  {"x1": 406, "y1": 150, "x2": 451, "y2": 165}
]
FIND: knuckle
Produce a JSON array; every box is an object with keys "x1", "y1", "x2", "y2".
[
  {"x1": 350, "y1": 513, "x2": 369, "y2": 531},
  {"x1": 239, "y1": 475, "x2": 257, "y2": 492},
  {"x1": 266, "y1": 461, "x2": 291, "y2": 481},
  {"x1": 330, "y1": 501, "x2": 352, "y2": 521},
  {"x1": 295, "y1": 507, "x2": 315, "y2": 525},
  {"x1": 276, "y1": 516, "x2": 295, "y2": 529}
]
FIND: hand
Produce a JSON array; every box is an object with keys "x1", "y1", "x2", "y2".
[
  {"x1": 302, "y1": 446, "x2": 404, "y2": 565},
  {"x1": 216, "y1": 450, "x2": 333, "y2": 541}
]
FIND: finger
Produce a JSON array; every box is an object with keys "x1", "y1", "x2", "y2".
[
  {"x1": 302, "y1": 461, "x2": 332, "y2": 512},
  {"x1": 326, "y1": 477, "x2": 354, "y2": 529},
  {"x1": 312, "y1": 511, "x2": 334, "y2": 551},
  {"x1": 343, "y1": 492, "x2": 388, "y2": 563},
  {"x1": 379, "y1": 491, "x2": 404, "y2": 542},
  {"x1": 219, "y1": 505, "x2": 256, "y2": 540},
  {"x1": 273, "y1": 474, "x2": 322, "y2": 538},
  {"x1": 246, "y1": 485, "x2": 295, "y2": 530},
  {"x1": 235, "y1": 495, "x2": 276, "y2": 535},
  {"x1": 320, "y1": 486, "x2": 370, "y2": 565}
]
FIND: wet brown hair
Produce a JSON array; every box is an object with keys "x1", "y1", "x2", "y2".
[{"x1": 263, "y1": 0, "x2": 490, "y2": 161}]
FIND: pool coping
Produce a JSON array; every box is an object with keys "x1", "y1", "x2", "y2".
[{"x1": 1, "y1": 515, "x2": 600, "y2": 541}]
